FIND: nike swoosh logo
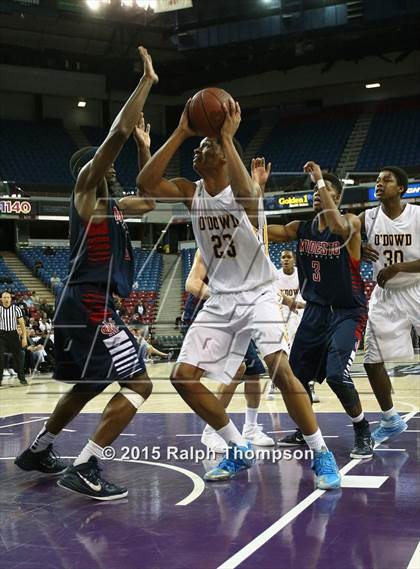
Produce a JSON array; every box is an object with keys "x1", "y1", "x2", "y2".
[{"x1": 77, "y1": 472, "x2": 102, "y2": 492}]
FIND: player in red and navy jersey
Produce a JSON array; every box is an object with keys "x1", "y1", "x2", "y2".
[
  {"x1": 15, "y1": 47, "x2": 158, "y2": 500},
  {"x1": 269, "y1": 161, "x2": 372, "y2": 459}
]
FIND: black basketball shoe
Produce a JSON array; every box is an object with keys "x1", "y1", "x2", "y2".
[
  {"x1": 15, "y1": 444, "x2": 67, "y2": 474},
  {"x1": 277, "y1": 429, "x2": 306, "y2": 447},
  {"x1": 57, "y1": 456, "x2": 128, "y2": 501},
  {"x1": 350, "y1": 431, "x2": 374, "y2": 459}
]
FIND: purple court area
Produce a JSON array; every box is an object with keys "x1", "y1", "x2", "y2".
[{"x1": 1, "y1": 411, "x2": 419, "y2": 569}]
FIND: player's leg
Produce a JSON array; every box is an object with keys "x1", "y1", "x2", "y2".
[
  {"x1": 363, "y1": 287, "x2": 410, "y2": 443},
  {"x1": 58, "y1": 371, "x2": 153, "y2": 500},
  {"x1": 241, "y1": 341, "x2": 274, "y2": 446},
  {"x1": 277, "y1": 304, "x2": 327, "y2": 447},
  {"x1": 264, "y1": 350, "x2": 340, "y2": 489},
  {"x1": 172, "y1": 361, "x2": 255, "y2": 481},
  {"x1": 242, "y1": 374, "x2": 274, "y2": 446},
  {"x1": 255, "y1": 296, "x2": 340, "y2": 489},
  {"x1": 201, "y1": 363, "x2": 246, "y2": 453},
  {"x1": 14, "y1": 383, "x2": 99, "y2": 475},
  {"x1": 326, "y1": 309, "x2": 372, "y2": 458}
]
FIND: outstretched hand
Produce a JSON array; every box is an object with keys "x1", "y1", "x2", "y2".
[
  {"x1": 251, "y1": 157, "x2": 272, "y2": 188},
  {"x1": 134, "y1": 113, "x2": 151, "y2": 149}
]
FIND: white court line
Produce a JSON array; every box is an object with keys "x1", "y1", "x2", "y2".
[
  {"x1": 375, "y1": 448, "x2": 407, "y2": 452},
  {"x1": 406, "y1": 430, "x2": 420, "y2": 433},
  {"x1": 0, "y1": 433, "x2": 13, "y2": 436},
  {"x1": 119, "y1": 433, "x2": 136, "y2": 437},
  {"x1": 217, "y1": 408, "x2": 418, "y2": 569},
  {"x1": 407, "y1": 541, "x2": 420, "y2": 569},
  {"x1": 0, "y1": 418, "x2": 47, "y2": 430},
  {"x1": 113, "y1": 458, "x2": 205, "y2": 506},
  {"x1": 176, "y1": 434, "x2": 201, "y2": 437},
  {"x1": 2, "y1": 454, "x2": 206, "y2": 507}
]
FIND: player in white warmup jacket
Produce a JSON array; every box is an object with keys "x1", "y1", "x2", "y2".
[
  {"x1": 360, "y1": 166, "x2": 420, "y2": 444},
  {"x1": 138, "y1": 98, "x2": 340, "y2": 489}
]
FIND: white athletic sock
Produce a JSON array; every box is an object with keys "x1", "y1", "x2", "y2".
[
  {"x1": 203, "y1": 424, "x2": 215, "y2": 435},
  {"x1": 351, "y1": 412, "x2": 365, "y2": 423},
  {"x1": 217, "y1": 420, "x2": 246, "y2": 447},
  {"x1": 245, "y1": 407, "x2": 258, "y2": 426},
  {"x1": 30, "y1": 423, "x2": 56, "y2": 453},
  {"x1": 74, "y1": 439, "x2": 104, "y2": 466},
  {"x1": 382, "y1": 407, "x2": 397, "y2": 420},
  {"x1": 302, "y1": 429, "x2": 327, "y2": 452}
]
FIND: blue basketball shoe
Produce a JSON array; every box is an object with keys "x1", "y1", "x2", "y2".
[
  {"x1": 371, "y1": 414, "x2": 407, "y2": 445},
  {"x1": 312, "y1": 447, "x2": 341, "y2": 490},
  {"x1": 204, "y1": 442, "x2": 255, "y2": 481}
]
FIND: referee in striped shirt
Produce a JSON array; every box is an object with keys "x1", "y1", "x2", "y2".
[{"x1": 0, "y1": 291, "x2": 28, "y2": 385}]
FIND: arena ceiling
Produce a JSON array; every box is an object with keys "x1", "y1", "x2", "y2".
[{"x1": 0, "y1": 0, "x2": 419, "y2": 95}]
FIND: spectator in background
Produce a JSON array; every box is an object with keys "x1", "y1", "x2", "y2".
[
  {"x1": 43, "y1": 246, "x2": 55, "y2": 256},
  {"x1": 136, "y1": 301, "x2": 146, "y2": 318},
  {"x1": 50, "y1": 272, "x2": 61, "y2": 289},
  {"x1": 34, "y1": 260, "x2": 43, "y2": 276},
  {"x1": 39, "y1": 299, "x2": 53, "y2": 319}
]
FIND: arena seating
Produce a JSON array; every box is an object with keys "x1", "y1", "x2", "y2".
[
  {"x1": 0, "y1": 119, "x2": 76, "y2": 186},
  {"x1": 0, "y1": 258, "x2": 27, "y2": 294},
  {"x1": 260, "y1": 109, "x2": 356, "y2": 173},
  {"x1": 357, "y1": 99, "x2": 420, "y2": 170}
]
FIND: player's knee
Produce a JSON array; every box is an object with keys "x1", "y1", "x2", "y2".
[
  {"x1": 124, "y1": 374, "x2": 153, "y2": 401},
  {"x1": 170, "y1": 363, "x2": 201, "y2": 393},
  {"x1": 326, "y1": 378, "x2": 359, "y2": 408}
]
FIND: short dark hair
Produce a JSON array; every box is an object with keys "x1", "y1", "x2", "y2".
[
  {"x1": 310, "y1": 171, "x2": 342, "y2": 195},
  {"x1": 380, "y1": 165, "x2": 409, "y2": 194},
  {"x1": 323, "y1": 172, "x2": 342, "y2": 195}
]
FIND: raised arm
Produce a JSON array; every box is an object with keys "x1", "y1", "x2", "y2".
[
  {"x1": 304, "y1": 161, "x2": 360, "y2": 238},
  {"x1": 137, "y1": 101, "x2": 196, "y2": 203},
  {"x1": 185, "y1": 249, "x2": 210, "y2": 300},
  {"x1": 75, "y1": 47, "x2": 158, "y2": 194},
  {"x1": 220, "y1": 100, "x2": 260, "y2": 203},
  {"x1": 267, "y1": 221, "x2": 301, "y2": 242}
]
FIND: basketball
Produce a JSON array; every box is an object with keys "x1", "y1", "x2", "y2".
[{"x1": 188, "y1": 87, "x2": 234, "y2": 137}]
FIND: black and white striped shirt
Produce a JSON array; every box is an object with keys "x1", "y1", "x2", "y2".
[{"x1": 0, "y1": 304, "x2": 23, "y2": 332}]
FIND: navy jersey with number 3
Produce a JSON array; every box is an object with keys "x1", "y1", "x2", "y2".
[{"x1": 296, "y1": 220, "x2": 365, "y2": 308}]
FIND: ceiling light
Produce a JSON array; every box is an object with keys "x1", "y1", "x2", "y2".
[
  {"x1": 365, "y1": 83, "x2": 381, "y2": 89},
  {"x1": 77, "y1": 99, "x2": 87, "y2": 108}
]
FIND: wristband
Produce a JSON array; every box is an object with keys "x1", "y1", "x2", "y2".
[{"x1": 316, "y1": 179, "x2": 326, "y2": 190}]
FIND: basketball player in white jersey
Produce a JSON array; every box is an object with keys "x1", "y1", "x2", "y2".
[
  {"x1": 138, "y1": 99, "x2": 340, "y2": 489},
  {"x1": 360, "y1": 166, "x2": 420, "y2": 443}
]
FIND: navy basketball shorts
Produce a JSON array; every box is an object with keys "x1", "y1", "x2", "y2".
[
  {"x1": 53, "y1": 284, "x2": 146, "y2": 390},
  {"x1": 243, "y1": 340, "x2": 266, "y2": 376},
  {"x1": 289, "y1": 302, "x2": 367, "y2": 387}
]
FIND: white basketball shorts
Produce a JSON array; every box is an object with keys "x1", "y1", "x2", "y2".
[
  {"x1": 364, "y1": 281, "x2": 420, "y2": 364},
  {"x1": 177, "y1": 283, "x2": 289, "y2": 384}
]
